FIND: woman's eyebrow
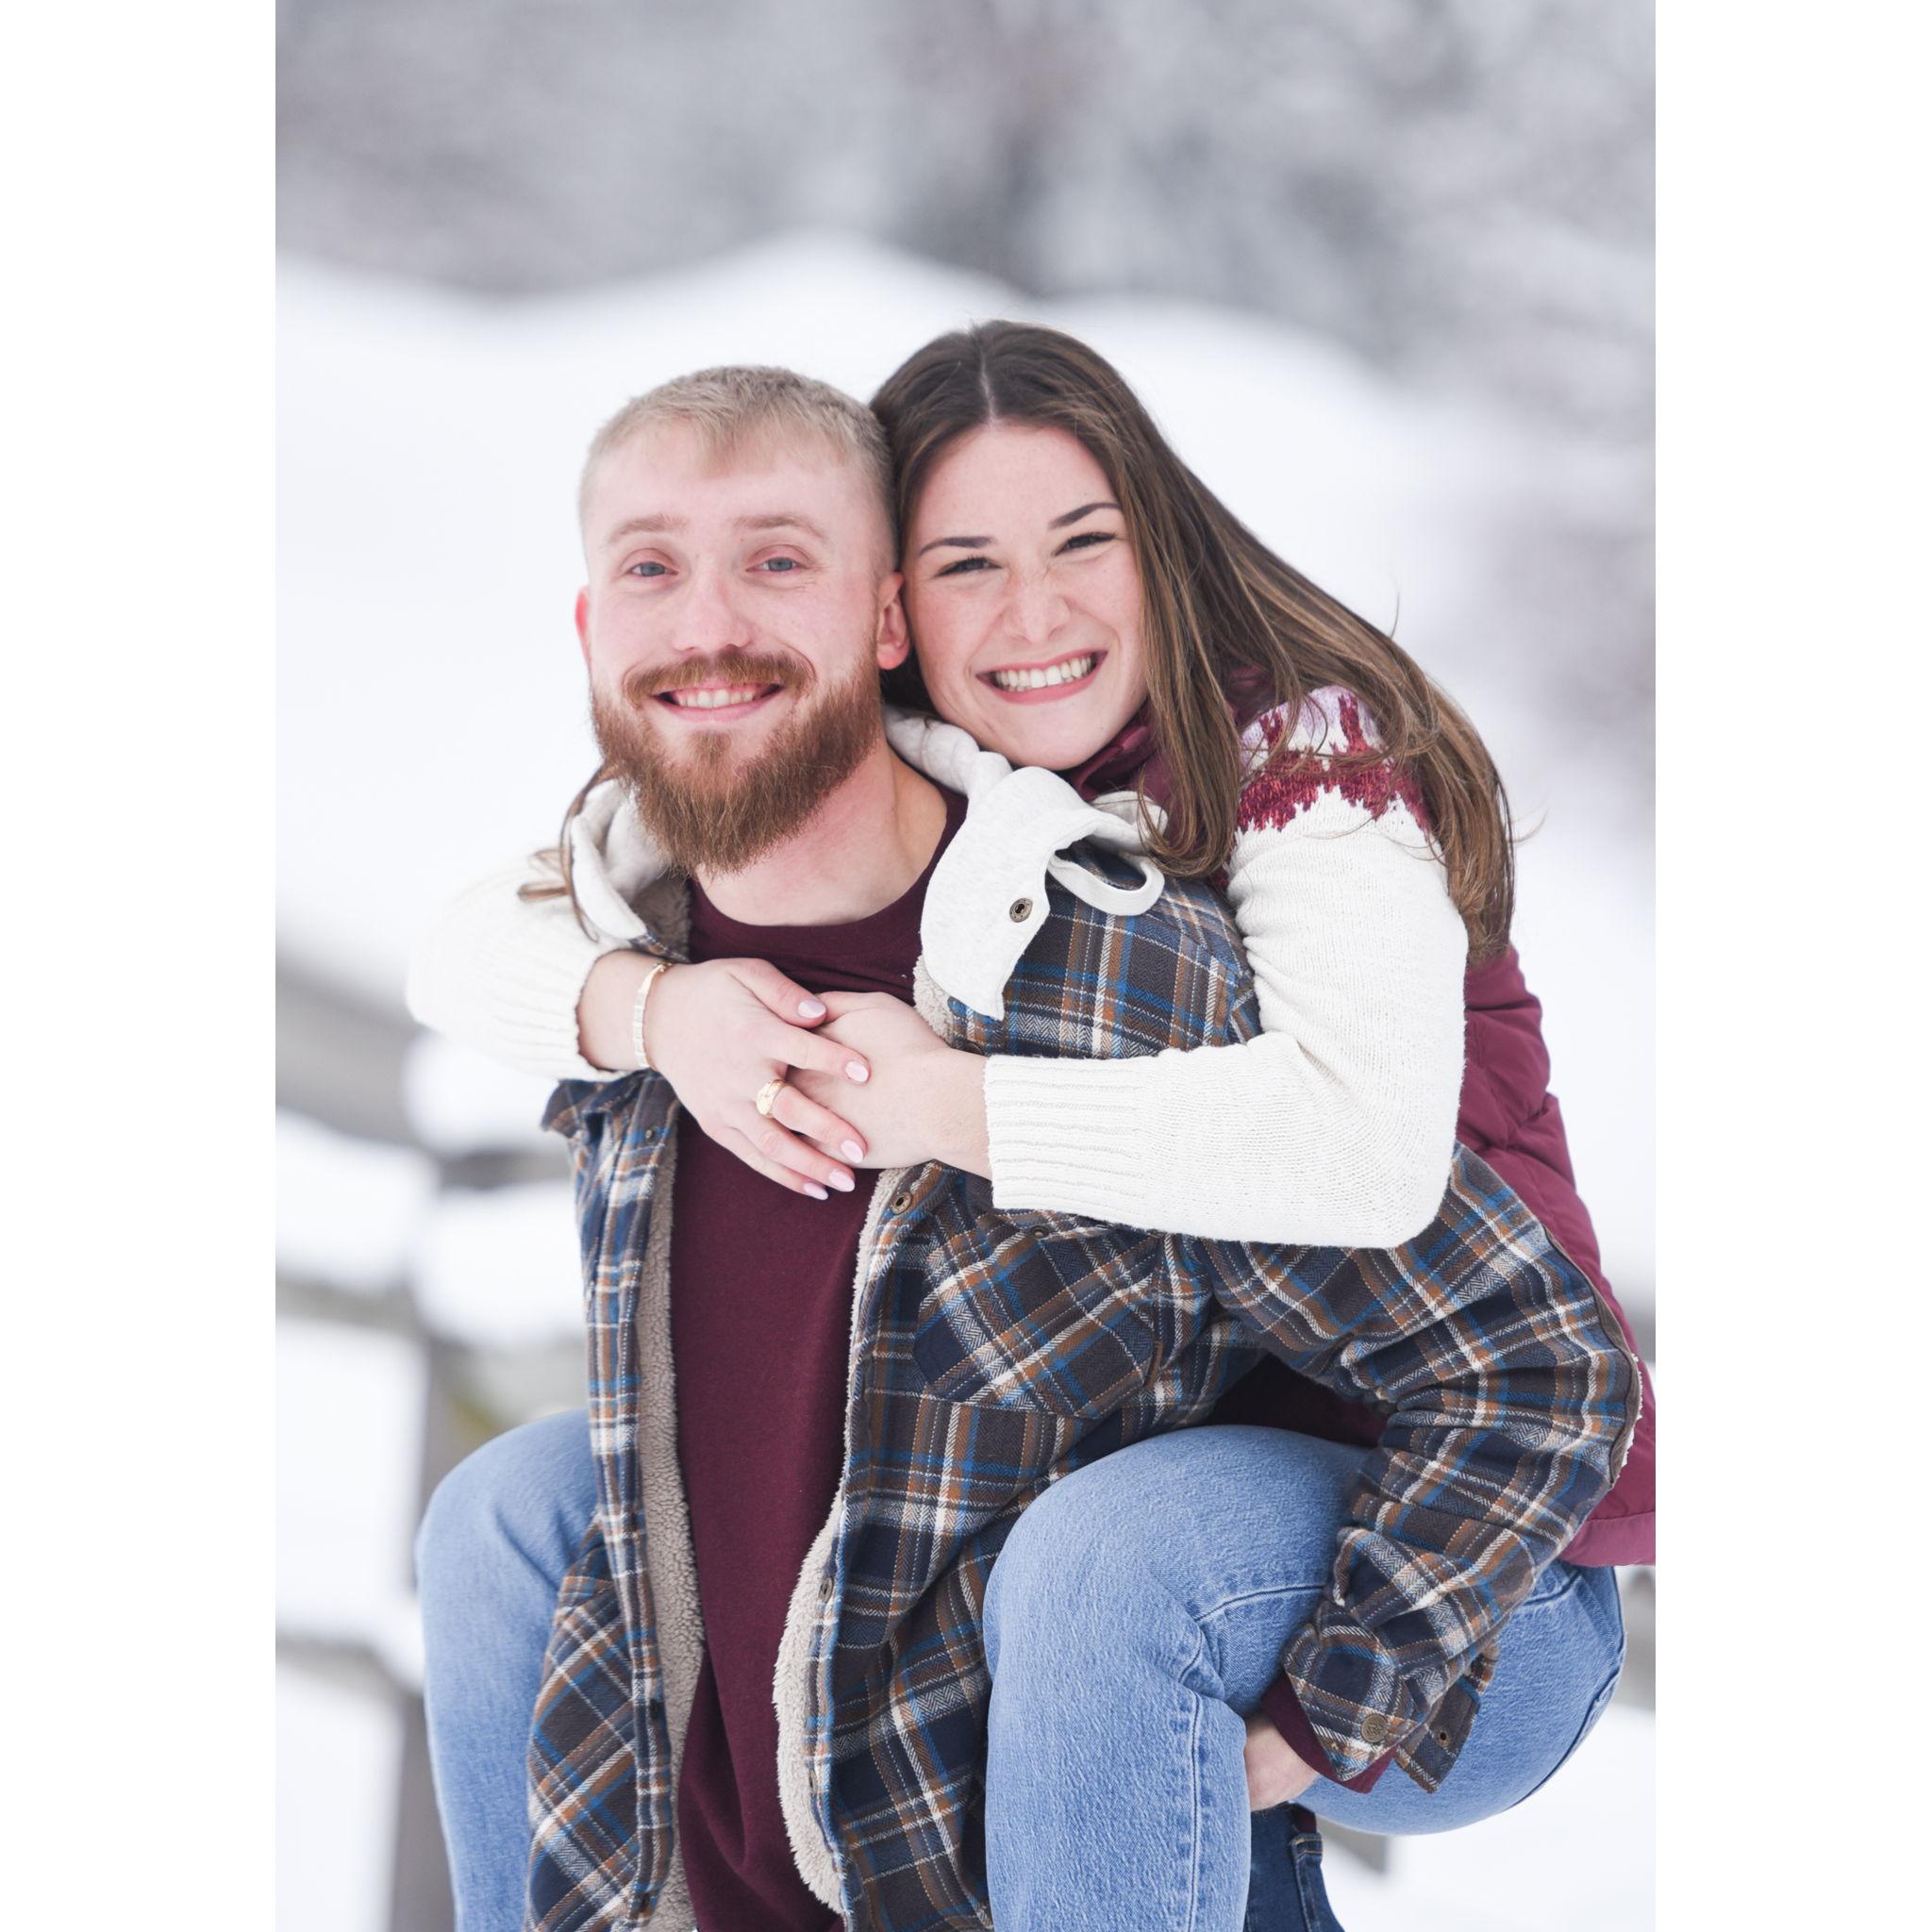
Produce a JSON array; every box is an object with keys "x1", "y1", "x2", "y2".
[
  {"x1": 915, "y1": 501, "x2": 1122, "y2": 559},
  {"x1": 1048, "y1": 500, "x2": 1121, "y2": 528}
]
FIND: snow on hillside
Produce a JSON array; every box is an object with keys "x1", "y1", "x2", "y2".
[{"x1": 278, "y1": 227, "x2": 1654, "y2": 1314}]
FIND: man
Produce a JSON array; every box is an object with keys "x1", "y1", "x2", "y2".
[{"x1": 411, "y1": 367, "x2": 1635, "y2": 1932}]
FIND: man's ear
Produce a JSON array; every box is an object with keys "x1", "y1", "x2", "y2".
[
  {"x1": 575, "y1": 589, "x2": 592, "y2": 668},
  {"x1": 874, "y1": 572, "x2": 910, "y2": 671}
]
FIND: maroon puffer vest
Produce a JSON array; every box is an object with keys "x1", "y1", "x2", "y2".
[
  {"x1": 1071, "y1": 706, "x2": 1656, "y2": 1567},
  {"x1": 1208, "y1": 946, "x2": 1656, "y2": 1567}
]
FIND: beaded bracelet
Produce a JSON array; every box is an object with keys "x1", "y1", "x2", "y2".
[{"x1": 629, "y1": 958, "x2": 672, "y2": 1071}]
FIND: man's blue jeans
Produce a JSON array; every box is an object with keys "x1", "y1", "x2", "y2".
[{"x1": 416, "y1": 1416, "x2": 1622, "y2": 1931}]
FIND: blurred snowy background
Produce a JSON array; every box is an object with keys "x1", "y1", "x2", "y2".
[{"x1": 276, "y1": 5, "x2": 1654, "y2": 1928}]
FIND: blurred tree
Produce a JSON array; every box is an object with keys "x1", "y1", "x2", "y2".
[{"x1": 277, "y1": 0, "x2": 1651, "y2": 439}]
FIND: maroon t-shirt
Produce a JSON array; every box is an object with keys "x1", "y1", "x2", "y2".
[{"x1": 668, "y1": 791, "x2": 965, "y2": 1932}]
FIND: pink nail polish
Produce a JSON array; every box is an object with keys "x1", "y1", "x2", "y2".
[
  {"x1": 804, "y1": 1184, "x2": 829, "y2": 1201},
  {"x1": 847, "y1": 1061, "x2": 869, "y2": 1082},
  {"x1": 841, "y1": 1140, "x2": 865, "y2": 1162},
  {"x1": 828, "y1": 1172, "x2": 856, "y2": 1192},
  {"x1": 800, "y1": 998, "x2": 826, "y2": 1018}
]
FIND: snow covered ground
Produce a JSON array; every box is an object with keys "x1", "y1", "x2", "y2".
[
  {"x1": 412, "y1": 1174, "x2": 583, "y2": 1347},
  {"x1": 278, "y1": 1663, "x2": 404, "y2": 1932},
  {"x1": 276, "y1": 1317, "x2": 427, "y2": 1668},
  {"x1": 277, "y1": 1109, "x2": 438, "y2": 1292},
  {"x1": 277, "y1": 230, "x2": 1653, "y2": 1929},
  {"x1": 1325, "y1": 1703, "x2": 1654, "y2": 1929}
]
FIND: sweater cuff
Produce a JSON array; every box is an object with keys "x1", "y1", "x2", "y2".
[
  {"x1": 1257, "y1": 1676, "x2": 1394, "y2": 1794},
  {"x1": 483, "y1": 924, "x2": 633, "y2": 1083},
  {"x1": 983, "y1": 1054, "x2": 1161, "y2": 1224}
]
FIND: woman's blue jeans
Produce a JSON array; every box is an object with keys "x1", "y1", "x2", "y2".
[
  {"x1": 416, "y1": 1416, "x2": 1623, "y2": 1932},
  {"x1": 980, "y1": 1425, "x2": 1624, "y2": 1930}
]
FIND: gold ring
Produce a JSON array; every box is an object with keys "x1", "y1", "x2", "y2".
[{"x1": 755, "y1": 1076, "x2": 786, "y2": 1118}]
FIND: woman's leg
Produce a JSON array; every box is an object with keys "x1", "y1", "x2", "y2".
[
  {"x1": 413, "y1": 1408, "x2": 597, "y2": 1932},
  {"x1": 1298, "y1": 1556, "x2": 1624, "y2": 1837},
  {"x1": 980, "y1": 1424, "x2": 1624, "y2": 1932}
]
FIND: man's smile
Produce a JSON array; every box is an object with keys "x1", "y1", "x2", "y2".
[{"x1": 654, "y1": 682, "x2": 785, "y2": 718}]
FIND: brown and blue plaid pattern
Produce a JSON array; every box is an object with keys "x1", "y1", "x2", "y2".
[
  {"x1": 527, "y1": 852, "x2": 1638, "y2": 1931},
  {"x1": 523, "y1": 1091, "x2": 679, "y2": 1932}
]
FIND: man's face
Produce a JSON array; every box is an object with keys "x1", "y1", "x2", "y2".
[{"x1": 576, "y1": 422, "x2": 907, "y2": 873}]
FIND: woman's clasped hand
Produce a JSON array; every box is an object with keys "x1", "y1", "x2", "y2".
[{"x1": 608, "y1": 950, "x2": 990, "y2": 1196}]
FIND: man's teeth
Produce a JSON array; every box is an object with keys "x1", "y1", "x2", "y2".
[
  {"x1": 665, "y1": 686, "x2": 768, "y2": 709},
  {"x1": 990, "y1": 656, "x2": 1095, "y2": 692}
]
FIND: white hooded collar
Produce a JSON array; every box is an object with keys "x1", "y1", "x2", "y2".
[{"x1": 562, "y1": 708, "x2": 1168, "y2": 1019}]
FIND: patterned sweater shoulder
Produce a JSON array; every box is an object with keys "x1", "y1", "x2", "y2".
[{"x1": 1234, "y1": 685, "x2": 1434, "y2": 841}]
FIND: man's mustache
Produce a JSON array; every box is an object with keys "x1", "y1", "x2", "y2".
[{"x1": 620, "y1": 655, "x2": 810, "y2": 708}]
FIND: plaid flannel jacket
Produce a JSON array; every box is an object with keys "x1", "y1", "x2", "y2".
[{"x1": 525, "y1": 856, "x2": 1639, "y2": 1932}]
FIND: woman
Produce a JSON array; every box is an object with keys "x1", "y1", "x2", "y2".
[{"x1": 411, "y1": 325, "x2": 1651, "y2": 1929}]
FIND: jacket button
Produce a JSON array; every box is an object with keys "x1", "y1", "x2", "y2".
[
  {"x1": 1008, "y1": 897, "x2": 1033, "y2": 923},
  {"x1": 891, "y1": 1191, "x2": 914, "y2": 1213},
  {"x1": 1435, "y1": 1729, "x2": 1452, "y2": 1746},
  {"x1": 1359, "y1": 1713, "x2": 1389, "y2": 1744}
]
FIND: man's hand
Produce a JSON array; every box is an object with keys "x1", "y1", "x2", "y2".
[
  {"x1": 1243, "y1": 1712, "x2": 1322, "y2": 1811},
  {"x1": 792, "y1": 992, "x2": 991, "y2": 1176}
]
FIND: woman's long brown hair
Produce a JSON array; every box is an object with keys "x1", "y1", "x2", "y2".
[{"x1": 871, "y1": 322, "x2": 1515, "y2": 957}]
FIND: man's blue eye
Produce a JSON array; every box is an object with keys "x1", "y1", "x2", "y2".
[
  {"x1": 627, "y1": 561, "x2": 667, "y2": 577},
  {"x1": 759, "y1": 557, "x2": 802, "y2": 573}
]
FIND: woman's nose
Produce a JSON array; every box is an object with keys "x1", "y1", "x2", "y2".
[{"x1": 1004, "y1": 577, "x2": 1071, "y2": 648}]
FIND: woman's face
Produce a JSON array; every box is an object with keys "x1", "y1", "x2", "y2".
[{"x1": 901, "y1": 424, "x2": 1149, "y2": 771}]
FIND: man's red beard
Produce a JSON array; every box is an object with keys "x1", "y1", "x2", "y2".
[{"x1": 591, "y1": 648, "x2": 885, "y2": 875}]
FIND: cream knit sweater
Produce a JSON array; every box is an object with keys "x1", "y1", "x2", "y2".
[{"x1": 406, "y1": 691, "x2": 1468, "y2": 1246}]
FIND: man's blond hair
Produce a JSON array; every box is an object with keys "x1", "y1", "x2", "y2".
[{"x1": 577, "y1": 364, "x2": 893, "y2": 548}]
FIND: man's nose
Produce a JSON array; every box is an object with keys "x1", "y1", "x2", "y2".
[{"x1": 674, "y1": 566, "x2": 755, "y2": 655}]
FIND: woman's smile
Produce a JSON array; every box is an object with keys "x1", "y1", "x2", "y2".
[{"x1": 977, "y1": 648, "x2": 1108, "y2": 702}]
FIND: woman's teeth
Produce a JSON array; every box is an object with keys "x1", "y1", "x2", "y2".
[
  {"x1": 664, "y1": 686, "x2": 768, "y2": 709},
  {"x1": 990, "y1": 655, "x2": 1095, "y2": 692}
]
